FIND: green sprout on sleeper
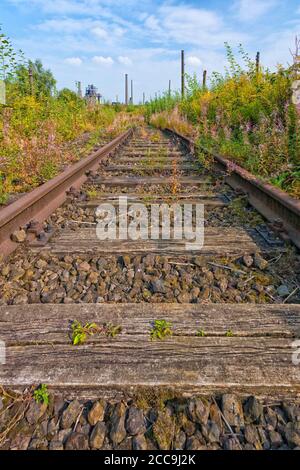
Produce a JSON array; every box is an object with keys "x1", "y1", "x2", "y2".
[
  {"x1": 150, "y1": 319, "x2": 173, "y2": 341},
  {"x1": 71, "y1": 320, "x2": 103, "y2": 345},
  {"x1": 86, "y1": 188, "x2": 98, "y2": 199},
  {"x1": 105, "y1": 323, "x2": 122, "y2": 338},
  {"x1": 71, "y1": 320, "x2": 122, "y2": 345},
  {"x1": 225, "y1": 329, "x2": 234, "y2": 337},
  {"x1": 196, "y1": 329, "x2": 206, "y2": 337},
  {"x1": 33, "y1": 384, "x2": 50, "y2": 405}
]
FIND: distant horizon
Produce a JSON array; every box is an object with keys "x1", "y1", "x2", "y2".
[{"x1": 1, "y1": 0, "x2": 300, "y2": 102}]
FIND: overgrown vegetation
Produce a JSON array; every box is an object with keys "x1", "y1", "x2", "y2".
[
  {"x1": 33, "y1": 384, "x2": 50, "y2": 405},
  {"x1": 196, "y1": 329, "x2": 206, "y2": 337},
  {"x1": 146, "y1": 44, "x2": 300, "y2": 198},
  {"x1": 0, "y1": 26, "x2": 138, "y2": 204},
  {"x1": 225, "y1": 329, "x2": 234, "y2": 337},
  {"x1": 71, "y1": 320, "x2": 121, "y2": 345},
  {"x1": 105, "y1": 323, "x2": 122, "y2": 338},
  {"x1": 150, "y1": 319, "x2": 173, "y2": 340},
  {"x1": 71, "y1": 320, "x2": 103, "y2": 345}
]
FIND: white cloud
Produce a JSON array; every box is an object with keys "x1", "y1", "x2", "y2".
[
  {"x1": 145, "y1": 15, "x2": 161, "y2": 32},
  {"x1": 113, "y1": 26, "x2": 126, "y2": 38},
  {"x1": 36, "y1": 17, "x2": 127, "y2": 46},
  {"x1": 91, "y1": 26, "x2": 108, "y2": 39},
  {"x1": 91, "y1": 25, "x2": 126, "y2": 43},
  {"x1": 92, "y1": 55, "x2": 114, "y2": 65},
  {"x1": 9, "y1": 0, "x2": 109, "y2": 16},
  {"x1": 9, "y1": 0, "x2": 138, "y2": 29},
  {"x1": 9, "y1": 0, "x2": 293, "y2": 102},
  {"x1": 64, "y1": 57, "x2": 82, "y2": 66},
  {"x1": 233, "y1": 0, "x2": 277, "y2": 22},
  {"x1": 37, "y1": 18, "x2": 88, "y2": 33},
  {"x1": 260, "y1": 22, "x2": 300, "y2": 67},
  {"x1": 144, "y1": 4, "x2": 249, "y2": 48},
  {"x1": 167, "y1": 6, "x2": 221, "y2": 29},
  {"x1": 118, "y1": 56, "x2": 132, "y2": 66},
  {"x1": 186, "y1": 56, "x2": 202, "y2": 67},
  {"x1": 37, "y1": 18, "x2": 112, "y2": 40}
]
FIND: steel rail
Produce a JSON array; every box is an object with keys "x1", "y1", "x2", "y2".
[
  {"x1": 165, "y1": 128, "x2": 300, "y2": 250},
  {"x1": 0, "y1": 128, "x2": 133, "y2": 258}
]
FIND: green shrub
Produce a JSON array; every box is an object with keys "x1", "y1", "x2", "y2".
[{"x1": 146, "y1": 44, "x2": 300, "y2": 198}]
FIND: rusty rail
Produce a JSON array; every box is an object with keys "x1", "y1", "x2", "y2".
[
  {"x1": 166, "y1": 128, "x2": 300, "y2": 250},
  {"x1": 0, "y1": 128, "x2": 133, "y2": 258}
]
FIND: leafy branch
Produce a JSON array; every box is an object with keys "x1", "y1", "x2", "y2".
[{"x1": 0, "y1": 25, "x2": 24, "y2": 81}]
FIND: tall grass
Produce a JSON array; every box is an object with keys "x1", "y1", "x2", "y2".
[
  {"x1": 0, "y1": 24, "x2": 145, "y2": 203},
  {"x1": 0, "y1": 89, "x2": 120, "y2": 202},
  {"x1": 146, "y1": 44, "x2": 300, "y2": 198}
]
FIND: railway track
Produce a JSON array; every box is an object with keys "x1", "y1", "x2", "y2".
[
  {"x1": 166, "y1": 128, "x2": 300, "y2": 250},
  {"x1": 0, "y1": 126, "x2": 300, "y2": 450}
]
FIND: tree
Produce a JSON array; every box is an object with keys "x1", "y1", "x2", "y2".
[
  {"x1": 57, "y1": 88, "x2": 83, "y2": 104},
  {"x1": 10, "y1": 59, "x2": 56, "y2": 97},
  {"x1": 0, "y1": 25, "x2": 24, "y2": 81},
  {"x1": 30, "y1": 59, "x2": 56, "y2": 97}
]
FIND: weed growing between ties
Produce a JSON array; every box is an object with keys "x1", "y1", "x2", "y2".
[
  {"x1": 71, "y1": 320, "x2": 122, "y2": 345},
  {"x1": 150, "y1": 320, "x2": 173, "y2": 340},
  {"x1": 33, "y1": 384, "x2": 50, "y2": 405}
]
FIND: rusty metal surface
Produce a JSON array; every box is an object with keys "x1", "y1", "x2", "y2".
[
  {"x1": 165, "y1": 128, "x2": 300, "y2": 249},
  {"x1": 0, "y1": 128, "x2": 133, "y2": 258}
]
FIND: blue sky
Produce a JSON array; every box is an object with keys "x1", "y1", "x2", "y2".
[{"x1": 1, "y1": 0, "x2": 300, "y2": 102}]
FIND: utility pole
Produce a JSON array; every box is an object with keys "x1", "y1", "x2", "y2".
[
  {"x1": 168, "y1": 80, "x2": 171, "y2": 97},
  {"x1": 202, "y1": 70, "x2": 207, "y2": 89},
  {"x1": 125, "y1": 74, "x2": 128, "y2": 105},
  {"x1": 75, "y1": 81, "x2": 82, "y2": 98},
  {"x1": 143, "y1": 92, "x2": 145, "y2": 105},
  {"x1": 181, "y1": 50, "x2": 185, "y2": 98},
  {"x1": 130, "y1": 79, "x2": 133, "y2": 104},
  {"x1": 28, "y1": 64, "x2": 33, "y2": 95},
  {"x1": 256, "y1": 52, "x2": 260, "y2": 74}
]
